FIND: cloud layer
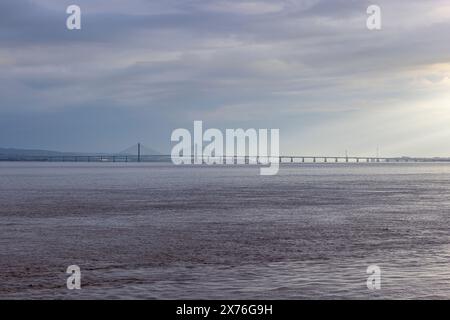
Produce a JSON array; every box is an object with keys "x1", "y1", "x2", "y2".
[{"x1": 1, "y1": 0, "x2": 450, "y2": 155}]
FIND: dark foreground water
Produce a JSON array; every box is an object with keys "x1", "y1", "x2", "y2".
[{"x1": 0, "y1": 162, "x2": 449, "y2": 299}]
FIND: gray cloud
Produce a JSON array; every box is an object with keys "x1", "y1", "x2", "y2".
[{"x1": 1, "y1": 0, "x2": 450, "y2": 155}]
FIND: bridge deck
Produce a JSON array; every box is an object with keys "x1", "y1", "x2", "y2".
[{"x1": 1, "y1": 155, "x2": 449, "y2": 163}]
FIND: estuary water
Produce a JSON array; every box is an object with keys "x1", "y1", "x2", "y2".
[{"x1": 0, "y1": 162, "x2": 449, "y2": 299}]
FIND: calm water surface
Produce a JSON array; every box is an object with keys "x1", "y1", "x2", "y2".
[{"x1": 0, "y1": 162, "x2": 449, "y2": 299}]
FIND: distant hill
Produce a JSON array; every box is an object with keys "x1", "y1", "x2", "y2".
[
  {"x1": 0, "y1": 148, "x2": 70, "y2": 156},
  {"x1": 0, "y1": 145, "x2": 162, "y2": 157}
]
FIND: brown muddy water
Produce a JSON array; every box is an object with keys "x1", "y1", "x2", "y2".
[{"x1": 0, "y1": 162, "x2": 449, "y2": 299}]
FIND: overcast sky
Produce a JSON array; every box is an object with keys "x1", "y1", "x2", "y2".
[{"x1": 1, "y1": 0, "x2": 450, "y2": 156}]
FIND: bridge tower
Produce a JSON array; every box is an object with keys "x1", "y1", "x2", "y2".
[{"x1": 138, "y1": 143, "x2": 141, "y2": 162}]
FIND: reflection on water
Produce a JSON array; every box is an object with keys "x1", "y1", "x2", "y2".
[{"x1": 0, "y1": 162, "x2": 449, "y2": 299}]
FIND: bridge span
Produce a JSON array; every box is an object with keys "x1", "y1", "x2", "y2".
[{"x1": 1, "y1": 154, "x2": 449, "y2": 164}]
